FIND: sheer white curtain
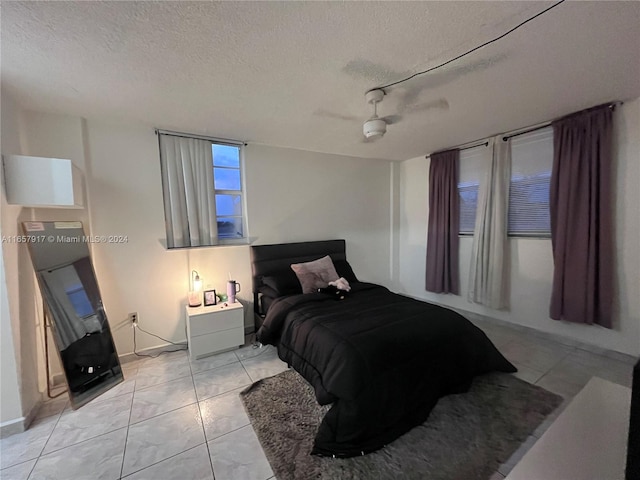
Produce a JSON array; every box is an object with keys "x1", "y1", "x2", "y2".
[
  {"x1": 468, "y1": 136, "x2": 511, "y2": 309},
  {"x1": 159, "y1": 134, "x2": 218, "y2": 248}
]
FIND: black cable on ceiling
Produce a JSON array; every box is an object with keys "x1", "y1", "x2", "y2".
[{"x1": 369, "y1": 0, "x2": 566, "y2": 94}]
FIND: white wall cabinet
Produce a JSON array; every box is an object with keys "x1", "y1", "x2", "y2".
[
  {"x1": 3, "y1": 155, "x2": 84, "y2": 208},
  {"x1": 185, "y1": 302, "x2": 244, "y2": 360}
]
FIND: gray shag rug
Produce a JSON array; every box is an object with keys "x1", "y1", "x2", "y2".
[{"x1": 240, "y1": 369, "x2": 563, "y2": 480}]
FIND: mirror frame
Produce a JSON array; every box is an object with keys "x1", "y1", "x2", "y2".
[{"x1": 22, "y1": 221, "x2": 123, "y2": 409}]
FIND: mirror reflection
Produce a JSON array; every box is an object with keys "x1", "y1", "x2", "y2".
[{"x1": 23, "y1": 221, "x2": 122, "y2": 408}]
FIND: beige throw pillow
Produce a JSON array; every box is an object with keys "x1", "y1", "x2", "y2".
[{"x1": 290, "y1": 255, "x2": 340, "y2": 294}]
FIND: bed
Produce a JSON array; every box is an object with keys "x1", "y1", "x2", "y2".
[{"x1": 251, "y1": 239, "x2": 516, "y2": 458}]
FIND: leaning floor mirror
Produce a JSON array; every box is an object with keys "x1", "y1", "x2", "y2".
[{"x1": 23, "y1": 221, "x2": 123, "y2": 409}]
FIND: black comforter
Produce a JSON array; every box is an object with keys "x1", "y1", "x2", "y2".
[{"x1": 257, "y1": 283, "x2": 516, "y2": 457}]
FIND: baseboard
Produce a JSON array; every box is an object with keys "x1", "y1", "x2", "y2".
[
  {"x1": 0, "y1": 396, "x2": 42, "y2": 439},
  {"x1": 0, "y1": 416, "x2": 27, "y2": 438},
  {"x1": 119, "y1": 342, "x2": 188, "y2": 364},
  {"x1": 402, "y1": 294, "x2": 637, "y2": 365},
  {"x1": 453, "y1": 307, "x2": 637, "y2": 365}
]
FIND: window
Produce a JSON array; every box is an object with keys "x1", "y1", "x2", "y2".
[
  {"x1": 457, "y1": 128, "x2": 553, "y2": 237},
  {"x1": 508, "y1": 127, "x2": 553, "y2": 236},
  {"x1": 158, "y1": 132, "x2": 246, "y2": 248},
  {"x1": 66, "y1": 284, "x2": 94, "y2": 318},
  {"x1": 213, "y1": 143, "x2": 244, "y2": 239},
  {"x1": 458, "y1": 145, "x2": 486, "y2": 234}
]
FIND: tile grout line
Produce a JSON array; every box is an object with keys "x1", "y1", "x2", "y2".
[
  {"x1": 23, "y1": 405, "x2": 66, "y2": 477},
  {"x1": 120, "y1": 443, "x2": 207, "y2": 479},
  {"x1": 189, "y1": 354, "x2": 218, "y2": 480},
  {"x1": 36, "y1": 393, "x2": 134, "y2": 457},
  {"x1": 116, "y1": 355, "x2": 220, "y2": 478},
  {"x1": 207, "y1": 423, "x2": 253, "y2": 443},
  {"x1": 540, "y1": 347, "x2": 573, "y2": 380},
  {"x1": 510, "y1": 340, "x2": 576, "y2": 383},
  {"x1": 533, "y1": 347, "x2": 583, "y2": 391},
  {"x1": 240, "y1": 362, "x2": 256, "y2": 383},
  {"x1": 190, "y1": 359, "x2": 243, "y2": 379},
  {"x1": 25, "y1": 455, "x2": 38, "y2": 480},
  {"x1": 129, "y1": 397, "x2": 200, "y2": 424},
  {"x1": 118, "y1": 386, "x2": 137, "y2": 479}
]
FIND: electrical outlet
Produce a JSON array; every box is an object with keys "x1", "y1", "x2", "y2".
[{"x1": 128, "y1": 312, "x2": 138, "y2": 327}]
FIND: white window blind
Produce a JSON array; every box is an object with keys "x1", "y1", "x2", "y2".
[
  {"x1": 457, "y1": 129, "x2": 553, "y2": 237},
  {"x1": 508, "y1": 127, "x2": 553, "y2": 236},
  {"x1": 458, "y1": 145, "x2": 487, "y2": 234}
]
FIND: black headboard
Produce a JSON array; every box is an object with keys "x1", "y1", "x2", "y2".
[{"x1": 250, "y1": 239, "x2": 347, "y2": 318}]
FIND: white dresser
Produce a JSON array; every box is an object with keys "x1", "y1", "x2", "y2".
[{"x1": 185, "y1": 302, "x2": 244, "y2": 360}]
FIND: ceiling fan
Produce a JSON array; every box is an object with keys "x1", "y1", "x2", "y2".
[
  {"x1": 362, "y1": 89, "x2": 392, "y2": 141},
  {"x1": 314, "y1": 89, "x2": 447, "y2": 143}
]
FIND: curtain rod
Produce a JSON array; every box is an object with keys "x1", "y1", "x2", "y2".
[
  {"x1": 155, "y1": 128, "x2": 246, "y2": 146},
  {"x1": 501, "y1": 122, "x2": 550, "y2": 142},
  {"x1": 425, "y1": 100, "x2": 623, "y2": 157},
  {"x1": 425, "y1": 141, "x2": 489, "y2": 159},
  {"x1": 502, "y1": 100, "x2": 623, "y2": 141}
]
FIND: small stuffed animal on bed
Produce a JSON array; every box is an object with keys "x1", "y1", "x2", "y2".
[
  {"x1": 317, "y1": 284, "x2": 349, "y2": 300},
  {"x1": 329, "y1": 277, "x2": 351, "y2": 292}
]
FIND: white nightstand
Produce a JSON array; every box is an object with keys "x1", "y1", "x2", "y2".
[{"x1": 185, "y1": 302, "x2": 244, "y2": 360}]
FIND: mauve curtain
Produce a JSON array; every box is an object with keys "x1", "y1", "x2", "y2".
[
  {"x1": 426, "y1": 149, "x2": 460, "y2": 294},
  {"x1": 549, "y1": 104, "x2": 613, "y2": 327},
  {"x1": 468, "y1": 136, "x2": 511, "y2": 309}
]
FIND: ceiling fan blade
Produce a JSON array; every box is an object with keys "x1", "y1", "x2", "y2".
[
  {"x1": 313, "y1": 109, "x2": 359, "y2": 122},
  {"x1": 404, "y1": 98, "x2": 450, "y2": 114},
  {"x1": 361, "y1": 133, "x2": 386, "y2": 143},
  {"x1": 381, "y1": 115, "x2": 402, "y2": 125}
]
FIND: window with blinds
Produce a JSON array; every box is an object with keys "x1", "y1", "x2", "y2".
[
  {"x1": 508, "y1": 127, "x2": 553, "y2": 236},
  {"x1": 458, "y1": 145, "x2": 487, "y2": 234},
  {"x1": 457, "y1": 127, "x2": 553, "y2": 237}
]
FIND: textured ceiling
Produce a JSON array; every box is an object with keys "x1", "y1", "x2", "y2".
[{"x1": 2, "y1": 1, "x2": 639, "y2": 161}]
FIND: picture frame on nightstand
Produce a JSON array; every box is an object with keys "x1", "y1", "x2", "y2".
[{"x1": 204, "y1": 289, "x2": 217, "y2": 306}]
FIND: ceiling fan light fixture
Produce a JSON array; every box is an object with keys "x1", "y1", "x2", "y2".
[
  {"x1": 363, "y1": 89, "x2": 387, "y2": 139},
  {"x1": 363, "y1": 117, "x2": 387, "y2": 139}
]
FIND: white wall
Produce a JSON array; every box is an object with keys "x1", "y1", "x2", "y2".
[
  {"x1": 0, "y1": 93, "x2": 24, "y2": 426},
  {"x1": 0, "y1": 241, "x2": 22, "y2": 429},
  {"x1": 243, "y1": 143, "x2": 391, "y2": 286},
  {"x1": 0, "y1": 91, "x2": 40, "y2": 428},
  {"x1": 83, "y1": 119, "x2": 189, "y2": 354},
  {"x1": 83, "y1": 119, "x2": 393, "y2": 355},
  {"x1": 398, "y1": 98, "x2": 640, "y2": 356},
  {"x1": 0, "y1": 95, "x2": 96, "y2": 428}
]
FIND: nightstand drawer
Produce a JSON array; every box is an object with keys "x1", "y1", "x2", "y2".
[
  {"x1": 189, "y1": 327, "x2": 244, "y2": 360},
  {"x1": 185, "y1": 303, "x2": 244, "y2": 360},
  {"x1": 189, "y1": 308, "x2": 242, "y2": 336}
]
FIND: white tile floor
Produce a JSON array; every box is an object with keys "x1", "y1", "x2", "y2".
[
  {"x1": 0, "y1": 340, "x2": 285, "y2": 480},
  {"x1": 0, "y1": 321, "x2": 635, "y2": 480}
]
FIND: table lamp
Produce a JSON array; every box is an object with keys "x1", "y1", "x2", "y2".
[{"x1": 188, "y1": 270, "x2": 203, "y2": 307}]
